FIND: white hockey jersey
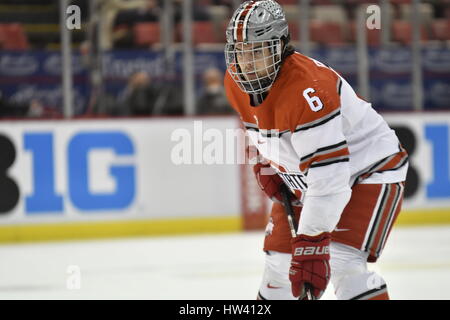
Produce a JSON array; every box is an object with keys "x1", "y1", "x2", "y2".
[{"x1": 224, "y1": 52, "x2": 408, "y2": 236}]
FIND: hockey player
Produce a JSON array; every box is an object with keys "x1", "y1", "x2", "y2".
[{"x1": 224, "y1": 0, "x2": 408, "y2": 300}]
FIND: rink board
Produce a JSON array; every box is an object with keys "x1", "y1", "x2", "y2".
[{"x1": 0, "y1": 114, "x2": 449, "y2": 242}]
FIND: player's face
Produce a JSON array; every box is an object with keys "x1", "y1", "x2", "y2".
[{"x1": 235, "y1": 42, "x2": 275, "y2": 82}]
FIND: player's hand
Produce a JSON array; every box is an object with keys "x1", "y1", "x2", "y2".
[
  {"x1": 253, "y1": 163, "x2": 302, "y2": 206},
  {"x1": 289, "y1": 232, "x2": 331, "y2": 300}
]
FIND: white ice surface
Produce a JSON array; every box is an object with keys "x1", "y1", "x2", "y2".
[{"x1": 0, "y1": 225, "x2": 449, "y2": 300}]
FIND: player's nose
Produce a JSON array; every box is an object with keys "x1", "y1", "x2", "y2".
[
  {"x1": 244, "y1": 64, "x2": 253, "y2": 72},
  {"x1": 243, "y1": 59, "x2": 255, "y2": 71}
]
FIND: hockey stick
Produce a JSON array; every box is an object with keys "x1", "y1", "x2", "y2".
[{"x1": 280, "y1": 184, "x2": 315, "y2": 301}]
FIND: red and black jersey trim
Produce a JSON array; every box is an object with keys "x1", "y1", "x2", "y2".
[
  {"x1": 299, "y1": 140, "x2": 350, "y2": 172},
  {"x1": 294, "y1": 109, "x2": 341, "y2": 132},
  {"x1": 355, "y1": 144, "x2": 408, "y2": 184},
  {"x1": 349, "y1": 284, "x2": 388, "y2": 300},
  {"x1": 337, "y1": 78, "x2": 343, "y2": 96},
  {"x1": 300, "y1": 141, "x2": 348, "y2": 162},
  {"x1": 243, "y1": 122, "x2": 290, "y2": 137},
  {"x1": 310, "y1": 157, "x2": 349, "y2": 169}
]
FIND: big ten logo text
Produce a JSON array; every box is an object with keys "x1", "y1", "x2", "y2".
[
  {"x1": 391, "y1": 124, "x2": 450, "y2": 199},
  {"x1": 366, "y1": 5, "x2": 381, "y2": 30},
  {"x1": 66, "y1": 5, "x2": 81, "y2": 30},
  {"x1": 0, "y1": 131, "x2": 136, "y2": 214}
]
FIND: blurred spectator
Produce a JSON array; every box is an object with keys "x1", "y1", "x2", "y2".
[
  {"x1": 115, "y1": 0, "x2": 159, "y2": 24},
  {"x1": 197, "y1": 68, "x2": 233, "y2": 115},
  {"x1": 117, "y1": 71, "x2": 160, "y2": 116},
  {"x1": 151, "y1": 81, "x2": 184, "y2": 115},
  {"x1": 432, "y1": 1, "x2": 449, "y2": 19},
  {"x1": 87, "y1": 91, "x2": 119, "y2": 116},
  {"x1": 211, "y1": 0, "x2": 234, "y2": 8},
  {"x1": 0, "y1": 90, "x2": 44, "y2": 118},
  {"x1": 112, "y1": 0, "x2": 211, "y2": 48},
  {"x1": 172, "y1": 0, "x2": 211, "y2": 23},
  {"x1": 97, "y1": 0, "x2": 150, "y2": 50},
  {"x1": 113, "y1": 0, "x2": 160, "y2": 48}
]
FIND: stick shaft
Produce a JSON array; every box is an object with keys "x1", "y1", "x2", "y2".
[
  {"x1": 280, "y1": 184, "x2": 315, "y2": 300},
  {"x1": 280, "y1": 184, "x2": 298, "y2": 235}
]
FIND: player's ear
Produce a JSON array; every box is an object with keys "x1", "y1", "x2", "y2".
[
  {"x1": 281, "y1": 34, "x2": 291, "y2": 52},
  {"x1": 282, "y1": 33, "x2": 291, "y2": 47},
  {"x1": 267, "y1": 38, "x2": 281, "y2": 58}
]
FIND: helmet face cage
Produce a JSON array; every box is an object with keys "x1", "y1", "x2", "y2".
[
  {"x1": 225, "y1": 0, "x2": 289, "y2": 95},
  {"x1": 225, "y1": 40, "x2": 282, "y2": 95}
]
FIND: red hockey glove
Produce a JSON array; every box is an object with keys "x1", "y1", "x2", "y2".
[
  {"x1": 289, "y1": 232, "x2": 331, "y2": 300},
  {"x1": 253, "y1": 163, "x2": 302, "y2": 206}
]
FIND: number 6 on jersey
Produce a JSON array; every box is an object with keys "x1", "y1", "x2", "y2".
[{"x1": 303, "y1": 88, "x2": 324, "y2": 112}]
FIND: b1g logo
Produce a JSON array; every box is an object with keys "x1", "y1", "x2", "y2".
[
  {"x1": 0, "y1": 135, "x2": 20, "y2": 213},
  {"x1": 0, "y1": 131, "x2": 136, "y2": 214},
  {"x1": 392, "y1": 123, "x2": 450, "y2": 199}
]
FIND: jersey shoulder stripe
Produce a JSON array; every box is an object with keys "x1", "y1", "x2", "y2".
[
  {"x1": 295, "y1": 108, "x2": 340, "y2": 132},
  {"x1": 243, "y1": 121, "x2": 258, "y2": 131},
  {"x1": 243, "y1": 121, "x2": 290, "y2": 137}
]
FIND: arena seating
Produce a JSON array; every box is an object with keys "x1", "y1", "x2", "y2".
[
  {"x1": 133, "y1": 22, "x2": 160, "y2": 48},
  {"x1": 0, "y1": 1, "x2": 449, "y2": 49},
  {"x1": 0, "y1": 23, "x2": 29, "y2": 50}
]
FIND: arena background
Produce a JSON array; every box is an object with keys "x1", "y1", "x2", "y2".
[
  {"x1": 0, "y1": 0, "x2": 450, "y2": 302},
  {"x1": 0, "y1": 0, "x2": 449, "y2": 301}
]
